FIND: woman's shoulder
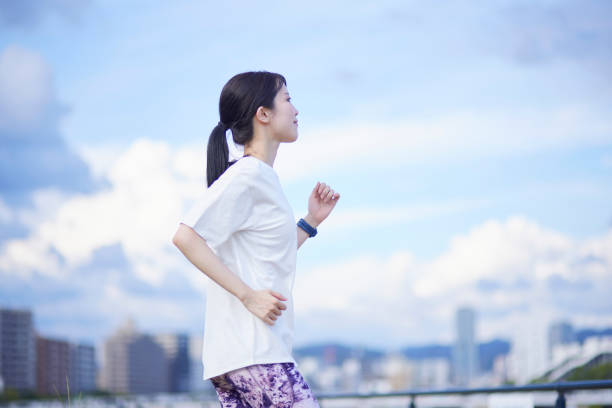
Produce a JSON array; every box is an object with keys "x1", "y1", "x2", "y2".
[
  {"x1": 233, "y1": 156, "x2": 277, "y2": 180},
  {"x1": 216, "y1": 156, "x2": 269, "y2": 189}
]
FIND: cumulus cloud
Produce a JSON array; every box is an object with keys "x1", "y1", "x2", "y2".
[
  {"x1": 0, "y1": 139, "x2": 203, "y2": 285},
  {"x1": 293, "y1": 216, "x2": 612, "y2": 348},
  {"x1": 413, "y1": 217, "x2": 574, "y2": 297},
  {"x1": 0, "y1": 136, "x2": 496, "y2": 285},
  {"x1": 0, "y1": 139, "x2": 208, "y2": 341},
  {"x1": 1, "y1": 240, "x2": 206, "y2": 343},
  {"x1": 1, "y1": 137, "x2": 610, "y2": 346},
  {"x1": 0, "y1": 46, "x2": 96, "y2": 201}
]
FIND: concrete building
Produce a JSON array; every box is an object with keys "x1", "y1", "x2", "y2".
[
  {"x1": 69, "y1": 343, "x2": 97, "y2": 393},
  {"x1": 36, "y1": 336, "x2": 70, "y2": 396},
  {"x1": 153, "y1": 333, "x2": 190, "y2": 392},
  {"x1": 100, "y1": 319, "x2": 168, "y2": 394},
  {"x1": 0, "y1": 308, "x2": 36, "y2": 391},
  {"x1": 548, "y1": 321, "x2": 575, "y2": 362},
  {"x1": 452, "y1": 307, "x2": 480, "y2": 386}
]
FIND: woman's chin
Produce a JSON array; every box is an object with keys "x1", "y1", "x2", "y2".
[{"x1": 283, "y1": 133, "x2": 298, "y2": 143}]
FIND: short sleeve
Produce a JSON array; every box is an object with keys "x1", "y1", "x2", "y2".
[{"x1": 179, "y1": 166, "x2": 254, "y2": 248}]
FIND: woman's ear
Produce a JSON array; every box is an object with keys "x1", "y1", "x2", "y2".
[{"x1": 254, "y1": 106, "x2": 271, "y2": 125}]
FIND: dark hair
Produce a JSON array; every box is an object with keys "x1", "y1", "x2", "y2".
[{"x1": 206, "y1": 71, "x2": 286, "y2": 187}]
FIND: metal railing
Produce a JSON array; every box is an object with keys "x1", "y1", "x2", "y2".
[{"x1": 316, "y1": 379, "x2": 612, "y2": 408}]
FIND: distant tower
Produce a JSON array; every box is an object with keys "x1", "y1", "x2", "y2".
[
  {"x1": 100, "y1": 319, "x2": 168, "y2": 394},
  {"x1": 0, "y1": 308, "x2": 36, "y2": 391},
  {"x1": 548, "y1": 321, "x2": 575, "y2": 361},
  {"x1": 69, "y1": 343, "x2": 97, "y2": 393},
  {"x1": 153, "y1": 333, "x2": 190, "y2": 392},
  {"x1": 452, "y1": 307, "x2": 479, "y2": 386},
  {"x1": 36, "y1": 336, "x2": 70, "y2": 395}
]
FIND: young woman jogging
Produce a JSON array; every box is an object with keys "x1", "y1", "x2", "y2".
[{"x1": 172, "y1": 71, "x2": 340, "y2": 407}]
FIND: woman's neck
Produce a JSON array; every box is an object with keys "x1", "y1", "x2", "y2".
[{"x1": 243, "y1": 131, "x2": 280, "y2": 168}]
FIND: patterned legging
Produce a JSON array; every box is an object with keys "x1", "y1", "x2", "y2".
[{"x1": 210, "y1": 362, "x2": 320, "y2": 408}]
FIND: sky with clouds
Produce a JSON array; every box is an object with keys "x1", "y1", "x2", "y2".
[{"x1": 0, "y1": 0, "x2": 611, "y2": 353}]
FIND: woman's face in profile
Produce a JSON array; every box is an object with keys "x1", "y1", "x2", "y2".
[{"x1": 269, "y1": 84, "x2": 299, "y2": 143}]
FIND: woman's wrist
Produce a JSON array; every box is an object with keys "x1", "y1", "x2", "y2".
[
  {"x1": 303, "y1": 214, "x2": 320, "y2": 229},
  {"x1": 238, "y1": 285, "x2": 254, "y2": 304}
]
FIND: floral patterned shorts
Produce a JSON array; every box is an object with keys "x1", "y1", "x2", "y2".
[{"x1": 210, "y1": 362, "x2": 320, "y2": 408}]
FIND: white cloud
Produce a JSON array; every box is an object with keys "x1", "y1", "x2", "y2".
[
  {"x1": 294, "y1": 216, "x2": 612, "y2": 347},
  {"x1": 2, "y1": 137, "x2": 611, "y2": 348},
  {"x1": 15, "y1": 188, "x2": 71, "y2": 228},
  {"x1": 0, "y1": 234, "x2": 64, "y2": 279},
  {"x1": 414, "y1": 216, "x2": 574, "y2": 297},
  {"x1": 0, "y1": 138, "x2": 204, "y2": 286},
  {"x1": 0, "y1": 136, "x2": 492, "y2": 287}
]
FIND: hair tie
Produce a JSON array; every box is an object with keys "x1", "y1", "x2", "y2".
[{"x1": 225, "y1": 127, "x2": 244, "y2": 162}]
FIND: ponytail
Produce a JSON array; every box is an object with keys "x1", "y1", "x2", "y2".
[
  {"x1": 204, "y1": 71, "x2": 287, "y2": 188},
  {"x1": 206, "y1": 122, "x2": 231, "y2": 188}
]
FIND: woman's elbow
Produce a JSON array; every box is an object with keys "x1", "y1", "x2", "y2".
[
  {"x1": 172, "y1": 223, "x2": 188, "y2": 248},
  {"x1": 172, "y1": 233, "x2": 181, "y2": 248}
]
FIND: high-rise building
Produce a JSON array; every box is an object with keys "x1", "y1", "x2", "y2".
[
  {"x1": 0, "y1": 308, "x2": 36, "y2": 391},
  {"x1": 69, "y1": 343, "x2": 97, "y2": 394},
  {"x1": 452, "y1": 307, "x2": 479, "y2": 386},
  {"x1": 37, "y1": 338, "x2": 97, "y2": 396},
  {"x1": 100, "y1": 319, "x2": 168, "y2": 394},
  {"x1": 548, "y1": 321, "x2": 575, "y2": 360},
  {"x1": 36, "y1": 336, "x2": 71, "y2": 396},
  {"x1": 153, "y1": 333, "x2": 190, "y2": 392}
]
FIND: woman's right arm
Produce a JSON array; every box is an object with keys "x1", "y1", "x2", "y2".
[{"x1": 172, "y1": 223, "x2": 287, "y2": 325}]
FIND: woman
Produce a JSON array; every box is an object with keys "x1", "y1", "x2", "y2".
[{"x1": 172, "y1": 71, "x2": 340, "y2": 407}]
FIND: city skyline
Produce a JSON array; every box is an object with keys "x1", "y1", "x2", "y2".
[
  {"x1": 0, "y1": 1, "x2": 611, "y2": 351},
  {"x1": 3, "y1": 304, "x2": 608, "y2": 398}
]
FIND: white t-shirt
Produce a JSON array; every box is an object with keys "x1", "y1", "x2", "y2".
[{"x1": 179, "y1": 155, "x2": 298, "y2": 380}]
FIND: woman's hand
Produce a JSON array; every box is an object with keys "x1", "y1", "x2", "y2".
[
  {"x1": 307, "y1": 181, "x2": 340, "y2": 227},
  {"x1": 241, "y1": 289, "x2": 288, "y2": 326}
]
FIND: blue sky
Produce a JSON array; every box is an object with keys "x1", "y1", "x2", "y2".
[{"x1": 0, "y1": 0, "x2": 611, "y2": 352}]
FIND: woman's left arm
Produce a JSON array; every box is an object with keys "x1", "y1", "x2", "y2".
[{"x1": 297, "y1": 182, "x2": 340, "y2": 249}]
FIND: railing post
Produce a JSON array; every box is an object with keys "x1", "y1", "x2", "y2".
[
  {"x1": 409, "y1": 395, "x2": 416, "y2": 408},
  {"x1": 555, "y1": 391, "x2": 566, "y2": 408}
]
